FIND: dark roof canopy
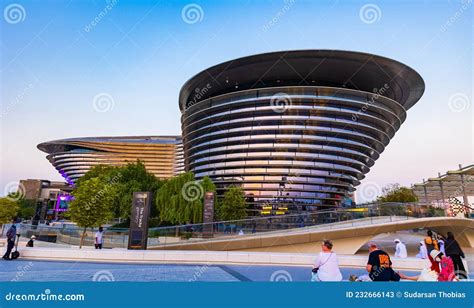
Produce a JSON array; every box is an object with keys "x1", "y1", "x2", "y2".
[
  {"x1": 179, "y1": 50, "x2": 425, "y2": 111},
  {"x1": 37, "y1": 136, "x2": 181, "y2": 154}
]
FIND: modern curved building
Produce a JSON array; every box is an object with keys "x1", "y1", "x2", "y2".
[
  {"x1": 179, "y1": 50, "x2": 424, "y2": 214},
  {"x1": 38, "y1": 136, "x2": 184, "y2": 184}
]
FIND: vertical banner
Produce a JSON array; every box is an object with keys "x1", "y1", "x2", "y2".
[
  {"x1": 128, "y1": 192, "x2": 152, "y2": 250},
  {"x1": 202, "y1": 192, "x2": 215, "y2": 238}
]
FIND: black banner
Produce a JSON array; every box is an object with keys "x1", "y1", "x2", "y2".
[
  {"x1": 128, "y1": 192, "x2": 152, "y2": 250},
  {"x1": 202, "y1": 192, "x2": 215, "y2": 237}
]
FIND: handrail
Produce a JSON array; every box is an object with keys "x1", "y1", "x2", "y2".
[{"x1": 16, "y1": 202, "x2": 454, "y2": 248}]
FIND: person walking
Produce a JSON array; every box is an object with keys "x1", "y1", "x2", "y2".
[
  {"x1": 393, "y1": 239, "x2": 407, "y2": 258},
  {"x1": 444, "y1": 232, "x2": 466, "y2": 278},
  {"x1": 95, "y1": 227, "x2": 104, "y2": 249},
  {"x1": 398, "y1": 250, "x2": 455, "y2": 282},
  {"x1": 311, "y1": 239, "x2": 343, "y2": 281},
  {"x1": 424, "y1": 230, "x2": 439, "y2": 255},
  {"x1": 416, "y1": 240, "x2": 428, "y2": 259},
  {"x1": 366, "y1": 242, "x2": 400, "y2": 281},
  {"x1": 2, "y1": 221, "x2": 17, "y2": 260}
]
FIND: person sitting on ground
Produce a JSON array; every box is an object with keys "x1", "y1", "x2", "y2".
[
  {"x1": 416, "y1": 240, "x2": 428, "y2": 259},
  {"x1": 394, "y1": 239, "x2": 407, "y2": 258},
  {"x1": 432, "y1": 249, "x2": 456, "y2": 281},
  {"x1": 311, "y1": 239, "x2": 343, "y2": 281},
  {"x1": 366, "y1": 242, "x2": 400, "y2": 281},
  {"x1": 399, "y1": 249, "x2": 456, "y2": 282},
  {"x1": 26, "y1": 235, "x2": 35, "y2": 247}
]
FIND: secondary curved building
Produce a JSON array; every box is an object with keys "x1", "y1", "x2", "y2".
[
  {"x1": 38, "y1": 136, "x2": 184, "y2": 184},
  {"x1": 179, "y1": 50, "x2": 424, "y2": 214}
]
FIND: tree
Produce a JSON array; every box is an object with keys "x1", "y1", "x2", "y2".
[
  {"x1": 200, "y1": 176, "x2": 216, "y2": 194},
  {"x1": 67, "y1": 177, "x2": 116, "y2": 248},
  {"x1": 217, "y1": 185, "x2": 247, "y2": 221},
  {"x1": 74, "y1": 161, "x2": 164, "y2": 223},
  {"x1": 0, "y1": 198, "x2": 19, "y2": 236},
  {"x1": 377, "y1": 184, "x2": 418, "y2": 203},
  {"x1": 111, "y1": 161, "x2": 163, "y2": 219},
  {"x1": 17, "y1": 199, "x2": 36, "y2": 220},
  {"x1": 155, "y1": 172, "x2": 215, "y2": 225},
  {"x1": 75, "y1": 165, "x2": 118, "y2": 186}
]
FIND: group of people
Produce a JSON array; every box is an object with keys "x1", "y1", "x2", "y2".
[
  {"x1": 2, "y1": 220, "x2": 106, "y2": 260},
  {"x1": 2, "y1": 220, "x2": 37, "y2": 261},
  {"x1": 311, "y1": 230, "x2": 468, "y2": 282}
]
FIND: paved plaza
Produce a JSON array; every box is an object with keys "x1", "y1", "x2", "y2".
[{"x1": 0, "y1": 259, "x2": 424, "y2": 282}]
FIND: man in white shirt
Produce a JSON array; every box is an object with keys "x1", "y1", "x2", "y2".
[
  {"x1": 394, "y1": 239, "x2": 407, "y2": 258},
  {"x1": 95, "y1": 227, "x2": 104, "y2": 249}
]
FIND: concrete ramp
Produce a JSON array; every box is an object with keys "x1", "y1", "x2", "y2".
[{"x1": 151, "y1": 217, "x2": 474, "y2": 255}]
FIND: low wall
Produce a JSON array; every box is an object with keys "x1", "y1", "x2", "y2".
[{"x1": 16, "y1": 247, "x2": 432, "y2": 270}]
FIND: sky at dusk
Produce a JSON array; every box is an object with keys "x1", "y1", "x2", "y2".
[{"x1": 1, "y1": 0, "x2": 472, "y2": 202}]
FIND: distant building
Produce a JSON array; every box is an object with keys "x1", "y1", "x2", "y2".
[
  {"x1": 38, "y1": 136, "x2": 184, "y2": 184},
  {"x1": 18, "y1": 179, "x2": 73, "y2": 221}
]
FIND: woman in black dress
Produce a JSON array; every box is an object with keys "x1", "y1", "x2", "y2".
[{"x1": 444, "y1": 232, "x2": 466, "y2": 278}]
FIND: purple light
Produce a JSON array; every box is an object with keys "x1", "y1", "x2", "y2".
[{"x1": 55, "y1": 194, "x2": 72, "y2": 212}]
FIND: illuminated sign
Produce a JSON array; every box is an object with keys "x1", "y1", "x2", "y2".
[
  {"x1": 55, "y1": 194, "x2": 72, "y2": 212},
  {"x1": 202, "y1": 192, "x2": 215, "y2": 238}
]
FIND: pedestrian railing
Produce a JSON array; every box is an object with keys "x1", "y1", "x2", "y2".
[{"x1": 17, "y1": 202, "x2": 454, "y2": 249}]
